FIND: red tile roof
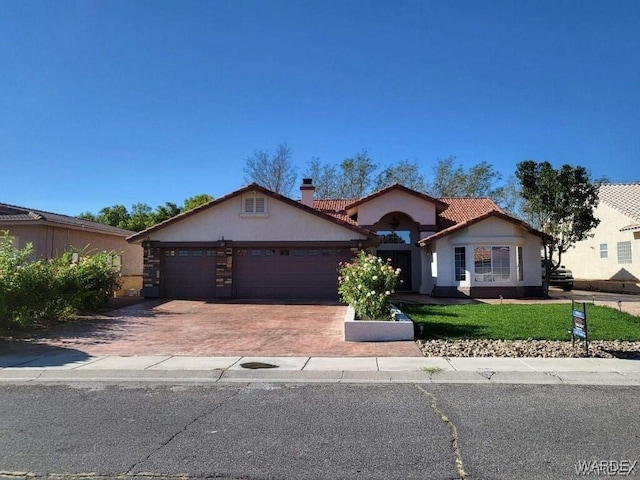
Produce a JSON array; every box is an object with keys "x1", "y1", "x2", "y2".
[
  {"x1": 313, "y1": 195, "x2": 509, "y2": 234},
  {"x1": 313, "y1": 199, "x2": 354, "y2": 213},
  {"x1": 437, "y1": 197, "x2": 504, "y2": 228}
]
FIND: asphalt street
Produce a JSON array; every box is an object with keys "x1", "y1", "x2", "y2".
[{"x1": 0, "y1": 383, "x2": 638, "y2": 480}]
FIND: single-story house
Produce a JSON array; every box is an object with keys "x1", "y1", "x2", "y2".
[
  {"x1": 561, "y1": 183, "x2": 640, "y2": 285},
  {"x1": 0, "y1": 202, "x2": 143, "y2": 296},
  {"x1": 127, "y1": 180, "x2": 545, "y2": 300}
]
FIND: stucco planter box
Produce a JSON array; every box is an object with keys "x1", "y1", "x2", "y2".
[{"x1": 344, "y1": 305, "x2": 415, "y2": 342}]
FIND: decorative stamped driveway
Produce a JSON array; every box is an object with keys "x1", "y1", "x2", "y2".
[{"x1": 3, "y1": 300, "x2": 422, "y2": 357}]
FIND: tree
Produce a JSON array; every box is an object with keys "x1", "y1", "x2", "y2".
[
  {"x1": 128, "y1": 203, "x2": 155, "y2": 232},
  {"x1": 337, "y1": 151, "x2": 377, "y2": 198},
  {"x1": 495, "y1": 175, "x2": 526, "y2": 218},
  {"x1": 305, "y1": 158, "x2": 340, "y2": 198},
  {"x1": 304, "y1": 151, "x2": 378, "y2": 198},
  {"x1": 373, "y1": 160, "x2": 427, "y2": 192},
  {"x1": 516, "y1": 160, "x2": 600, "y2": 296},
  {"x1": 153, "y1": 202, "x2": 181, "y2": 224},
  {"x1": 427, "y1": 157, "x2": 503, "y2": 198},
  {"x1": 97, "y1": 205, "x2": 131, "y2": 229},
  {"x1": 243, "y1": 142, "x2": 298, "y2": 196},
  {"x1": 77, "y1": 212, "x2": 97, "y2": 222},
  {"x1": 183, "y1": 194, "x2": 214, "y2": 211}
]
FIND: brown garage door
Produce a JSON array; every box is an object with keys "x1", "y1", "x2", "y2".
[
  {"x1": 162, "y1": 248, "x2": 217, "y2": 299},
  {"x1": 235, "y1": 247, "x2": 352, "y2": 299}
]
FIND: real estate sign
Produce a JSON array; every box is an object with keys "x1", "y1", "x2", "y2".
[{"x1": 571, "y1": 300, "x2": 589, "y2": 355}]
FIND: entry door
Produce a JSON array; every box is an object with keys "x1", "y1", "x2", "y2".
[{"x1": 386, "y1": 250, "x2": 412, "y2": 291}]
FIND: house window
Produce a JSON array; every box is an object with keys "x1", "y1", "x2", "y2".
[
  {"x1": 280, "y1": 249, "x2": 290, "y2": 256},
  {"x1": 178, "y1": 250, "x2": 189, "y2": 257},
  {"x1": 377, "y1": 230, "x2": 411, "y2": 244},
  {"x1": 454, "y1": 247, "x2": 466, "y2": 281},
  {"x1": 250, "y1": 249, "x2": 262, "y2": 256},
  {"x1": 600, "y1": 243, "x2": 608, "y2": 258},
  {"x1": 264, "y1": 249, "x2": 276, "y2": 256},
  {"x1": 111, "y1": 254, "x2": 122, "y2": 272},
  {"x1": 243, "y1": 196, "x2": 267, "y2": 215},
  {"x1": 165, "y1": 250, "x2": 175, "y2": 257},
  {"x1": 516, "y1": 246, "x2": 523, "y2": 281},
  {"x1": 191, "y1": 250, "x2": 203, "y2": 257},
  {"x1": 617, "y1": 241, "x2": 632, "y2": 264},
  {"x1": 474, "y1": 246, "x2": 510, "y2": 282}
]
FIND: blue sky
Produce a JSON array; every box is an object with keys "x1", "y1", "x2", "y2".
[{"x1": 1, "y1": 0, "x2": 639, "y2": 216}]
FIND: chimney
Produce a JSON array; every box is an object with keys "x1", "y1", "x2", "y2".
[{"x1": 300, "y1": 178, "x2": 315, "y2": 207}]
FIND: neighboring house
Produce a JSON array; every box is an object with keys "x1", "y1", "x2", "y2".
[
  {"x1": 0, "y1": 202, "x2": 143, "y2": 296},
  {"x1": 561, "y1": 183, "x2": 640, "y2": 284},
  {"x1": 128, "y1": 180, "x2": 545, "y2": 300}
]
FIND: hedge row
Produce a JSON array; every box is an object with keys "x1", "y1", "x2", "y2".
[{"x1": 0, "y1": 231, "x2": 121, "y2": 330}]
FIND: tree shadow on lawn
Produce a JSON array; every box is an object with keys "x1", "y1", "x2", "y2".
[{"x1": 414, "y1": 321, "x2": 487, "y2": 340}]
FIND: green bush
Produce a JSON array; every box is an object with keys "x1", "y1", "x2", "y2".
[
  {"x1": 338, "y1": 251, "x2": 400, "y2": 320},
  {"x1": 0, "y1": 231, "x2": 121, "y2": 330}
]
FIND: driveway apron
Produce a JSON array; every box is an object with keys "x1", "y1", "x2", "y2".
[{"x1": 4, "y1": 300, "x2": 422, "y2": 357}]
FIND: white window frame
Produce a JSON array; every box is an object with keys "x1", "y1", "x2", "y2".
[
  {"x1": 600, "y1": 243, "x2": 608, "y2": 259},
  {"x1": 241, "y1": 195, "x2": 268, "y2": 217},
  {"x1": 617, "y1": 241, "x2": 632, "y2": 264},
  {"x1": 516, "y1": 246, "x2": 524, "y2": 281},
  {"x1": 473, "y1": 246, "x2": 511, "y2": 283},
  {"x1": 454, "y1": 246, "x2": 466, "y2": 282}
]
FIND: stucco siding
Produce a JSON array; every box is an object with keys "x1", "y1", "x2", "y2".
[
  {"x1": 562, "y1": 203, "x2": 640, "y2": 281},
  {"x1": 355, "y1": 190, "x2": 437, "y2": 225},
  {"x1": 148, "y1": 196, "x2": 369, "y2": 243},
  {"x1": 2, "y1": 224, "x2": 142, "y2": 276},
  {"x1": 433, "y1": 217, "x2": 542, "y2": 291}
]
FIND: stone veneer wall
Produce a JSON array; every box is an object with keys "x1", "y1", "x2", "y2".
[{"x1": 141, "y1": 243, "x2": 161, "y2": 297}]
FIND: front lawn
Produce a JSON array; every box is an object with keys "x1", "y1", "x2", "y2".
[{"x1": 402, "y1": 303, "x2": 640, "y2": 341}]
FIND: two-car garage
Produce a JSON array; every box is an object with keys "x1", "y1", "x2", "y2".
[
  {"x1": 160, "y1": 246, "x2": 352, "y2": 300},
  {"x1": 131, "y1": 183, "x2": 378, "y2": 301}
]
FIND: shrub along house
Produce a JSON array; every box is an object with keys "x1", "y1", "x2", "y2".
[
  {"x1": 0, "y1": 202, "x2": 143, "y2": 296},
  {"x1": 128, "y1": 180, "x2": 545, "y2": 300}
]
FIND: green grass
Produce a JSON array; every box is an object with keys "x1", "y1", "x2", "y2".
[{"x1": 402, "y1": 303, "x2": 640, "y2": 341}]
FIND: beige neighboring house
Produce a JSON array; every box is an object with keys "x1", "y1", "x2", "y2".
[
  {"x1": 0, "y1": 202, "x2": 143, "y2": 296},
  {"x1": 562, "y1": 183, "x2": 640, "y2": 289},
  {"x1": 128, "y1": 180, "x2": 546, "y2": 300}
]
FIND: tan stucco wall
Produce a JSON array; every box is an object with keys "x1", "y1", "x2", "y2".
[
  {"x1": 146, "y1": 195, "x2": 369, "y2": 243},
  {"x1": 3, "y1": 224, "x2": 143, "y2": 277},
  {"x1": 354, "y1": 190, "x2": 437, "y2": 225},
  {"x1": 562, "y1": 203, "x2": 639, "y2": 281}
]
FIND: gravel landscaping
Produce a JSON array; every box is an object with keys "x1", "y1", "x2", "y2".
[{"x1": 417, "y1": 339, "x2": 640, "y2": 359}]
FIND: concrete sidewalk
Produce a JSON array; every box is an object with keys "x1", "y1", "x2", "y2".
[{"x1": 1, "y1": 354, "x2": 639, "y2": 385}]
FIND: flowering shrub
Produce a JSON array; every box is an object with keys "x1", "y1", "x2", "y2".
[{"x1": 337, "y1": 251, "x2": 400, "y2": 320}]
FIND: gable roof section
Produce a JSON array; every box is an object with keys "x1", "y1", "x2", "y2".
[
  {"x1": 419, "y1": 209, "x2": 546, "y2": 245},
  {"x1": 313, "y1": 194, "x2": 507, "y2": 230},
  {"x1": 598, "y1": 183, "x2": 640, "y2": 228},
  {"x1": 345, "y1": 184, "x2": 448, "y2": 210},
  {"x1": 127, "y1": 183, "x2": 379, "y2": 243},
  {"x1": 0, "y1": 202, "x2": 135, "y2": 237}
]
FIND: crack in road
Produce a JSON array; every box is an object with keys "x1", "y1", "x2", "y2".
[
  {"x1": 415, "y1": 385, "x2": 468, "y2": 480},
  {"x1": 0, "y1": 472, "x2": 245, "y2": 479},
  {"x1": 124, "y1": 389, "x2": 242, "y2": 476}
]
